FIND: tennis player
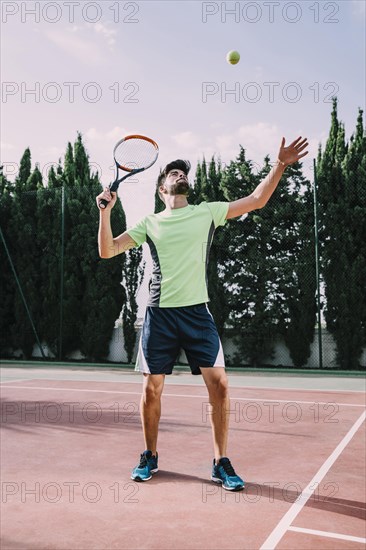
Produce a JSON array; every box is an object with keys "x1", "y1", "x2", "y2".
[{"x1": 97, "y1": 136, "x2": 308, "y2": 490}]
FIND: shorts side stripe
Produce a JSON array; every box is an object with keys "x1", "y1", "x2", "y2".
[
  {"x1": 135, "y1": 335, "x2": 151, "y2": 374},
  {"x1": 205, "y1": 304, "x2": 226, "y2": 368},
  {"x1": 214, "y1": 338, "x2": 225, "y2": 368}
]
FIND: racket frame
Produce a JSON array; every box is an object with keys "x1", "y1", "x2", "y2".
[{"x1": 99, "y1": 134, "x2": 159, "y2": 208}]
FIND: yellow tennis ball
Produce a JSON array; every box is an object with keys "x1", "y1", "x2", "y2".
[{"x1": 226, "y1": 50, "x2": 240, "y2": 65}]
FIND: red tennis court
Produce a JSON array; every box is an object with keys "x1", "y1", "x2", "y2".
[{"x1": 1, "y1": 365, "x2": 365, "y2": 549}]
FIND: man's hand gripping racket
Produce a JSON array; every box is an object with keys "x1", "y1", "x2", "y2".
[{"x1": 97, "y1": 135, "x2": 159, "y2": 210}]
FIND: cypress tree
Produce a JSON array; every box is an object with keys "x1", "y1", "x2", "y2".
[
  {"x1": 59, "y1": 134, "x2": 127, "y2": 361},
  {"x1": 1, "y1": 137, "x2": 145, "y2": 362},
  {"x1": 36, "y1": 168, "x2": 64, "y2": 356},
  {"x1": 15, "y1": 148, "x2": 31, "y2": 193},
  {"x1": 10, "y1": 156, "x2": 43, "y2": 357},
  {"x1": 317, "y1": 99, "x2": 365, "y2": 369},
  {"x1": 191, "y1": 162, "x2": 202, "y2": 204},
  {"x1": 74, "y1": 132, "x2": 91, "y2": 186},
  {"x1": 219, "y1": 147, "x2": 316, "y2": 367},
  {"x1": 272, "y1": 162, "x2": 317, "y2": 367},
  {"x1": 60, "y1": 155, "x2": 84, "y2": 355},
  {"x1": 64, "y1": 142, "x2": 75, "y2": 186},
  {"x1": 219, "y1": 148, "x2": 275, "y2": 366},
  {"x1": 345, "y1": 109, "x2": 366, "y2": 360}
]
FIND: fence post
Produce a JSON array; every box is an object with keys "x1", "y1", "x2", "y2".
[
  {"x1": 313, "y1": 159, "x2": 323, "y2": 369},
  {"x1": 59, "y1": 186, "x2": 65, "y2": 360}
]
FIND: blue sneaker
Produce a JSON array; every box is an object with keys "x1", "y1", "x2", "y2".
[
  {"x1": 131, "y1": 450, "x2": 158, "y2": 482},
  {"x1": 211, "y1": 457, "x2": 245, "y2": 491}
]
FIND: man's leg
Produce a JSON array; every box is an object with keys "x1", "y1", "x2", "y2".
[
  {"x1": 140, "y1": 373, "x2": 165, "y2": 455},
  {"x1": 200, "y1": 367, "x2": 229, "y2": 461},
  {"x1": 200, "y1": 366, "x2": 244, "y2": 490}
]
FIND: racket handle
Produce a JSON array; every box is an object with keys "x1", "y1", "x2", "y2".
[
  {"x1": 98, "y1": 198, "x2": 109, "y2": 209},
  {"x1": 99, "y1": 183, "x2": 116, "y2": 209}
]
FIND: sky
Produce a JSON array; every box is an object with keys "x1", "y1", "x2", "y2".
[{"x1": 1, "y1": 0, "x2": 365, "y2": 226}]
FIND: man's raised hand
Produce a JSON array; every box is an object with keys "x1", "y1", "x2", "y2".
[{"x1": 278, "y1": 136, "x2": 309, "y2": 166}]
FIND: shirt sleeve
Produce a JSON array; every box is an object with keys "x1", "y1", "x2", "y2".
[
  {"x1": 206, "y1": 201, "x2": 229, "y2": 228},
  {"x1": 126, "y1": 216, "x2": 147, "y2": 247}
]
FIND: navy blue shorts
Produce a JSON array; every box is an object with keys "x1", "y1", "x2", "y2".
[{"x1": 135, "y1": 303, "x2": 225, "y2": 375}]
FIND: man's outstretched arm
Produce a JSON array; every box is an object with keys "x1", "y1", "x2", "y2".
[{"x1": 226, "y1": 136, "x2": 309, "y2": 220}]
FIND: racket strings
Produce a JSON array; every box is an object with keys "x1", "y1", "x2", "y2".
[{"x1": 114, "y1": 138, "x2": 158, "y2": 171}]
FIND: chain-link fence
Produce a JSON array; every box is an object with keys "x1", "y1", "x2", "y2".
[{"x1": 0, "y1": 183, "x2": 365, "y2": 370}]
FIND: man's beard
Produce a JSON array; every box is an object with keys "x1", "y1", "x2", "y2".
[{"x1": 170, "y1": 180, "x2": 189, "y2": 195}]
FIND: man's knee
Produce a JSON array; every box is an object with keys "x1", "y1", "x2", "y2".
[
  {"x1": 142, "y1": 375, "x2": 164, "y2": 403},
  {"x1": 207, "y1": 373, "x2": 229, "y2": 399}
]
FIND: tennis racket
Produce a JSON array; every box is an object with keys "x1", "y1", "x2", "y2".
[{"x1": 98, "y1": 134, "x2": 159, "y2": 209}]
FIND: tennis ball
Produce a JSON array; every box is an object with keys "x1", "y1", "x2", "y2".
[{"x1": 226, "y1": 50, "x2": 240, "y2": 65}]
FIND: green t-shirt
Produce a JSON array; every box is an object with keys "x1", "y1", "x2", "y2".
[{"x1": 127, "y1": 201, "x2": 229, "y2": 307}]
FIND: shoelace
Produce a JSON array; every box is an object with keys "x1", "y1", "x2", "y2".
[
  {"x1": 219, "y1": 459, "x2": 236, "y2": 476},
  {"x1": 138, "y1": 453, "x2": 149, "y2": 468}
]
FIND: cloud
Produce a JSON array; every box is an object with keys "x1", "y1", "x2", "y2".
[{"x1": 91, "y1": 22, "x2": 117, "y2": 47}]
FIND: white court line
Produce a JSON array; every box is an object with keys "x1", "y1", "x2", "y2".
[
  {"x1": 260, "y1": 410, "x2": 366, "y2": 550},
  {"x1": 288, "y1": 526, "x2": 366, "y2": 545},
  {"x1": 1, "y1": 374, "x2": 365, "y2": 393},
  {"x1": 0, "y1": 379, "x2": 33, "y2": 384},
  {"x1": 0, "y1": 385, "x2": 365, "y2": 408}
]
